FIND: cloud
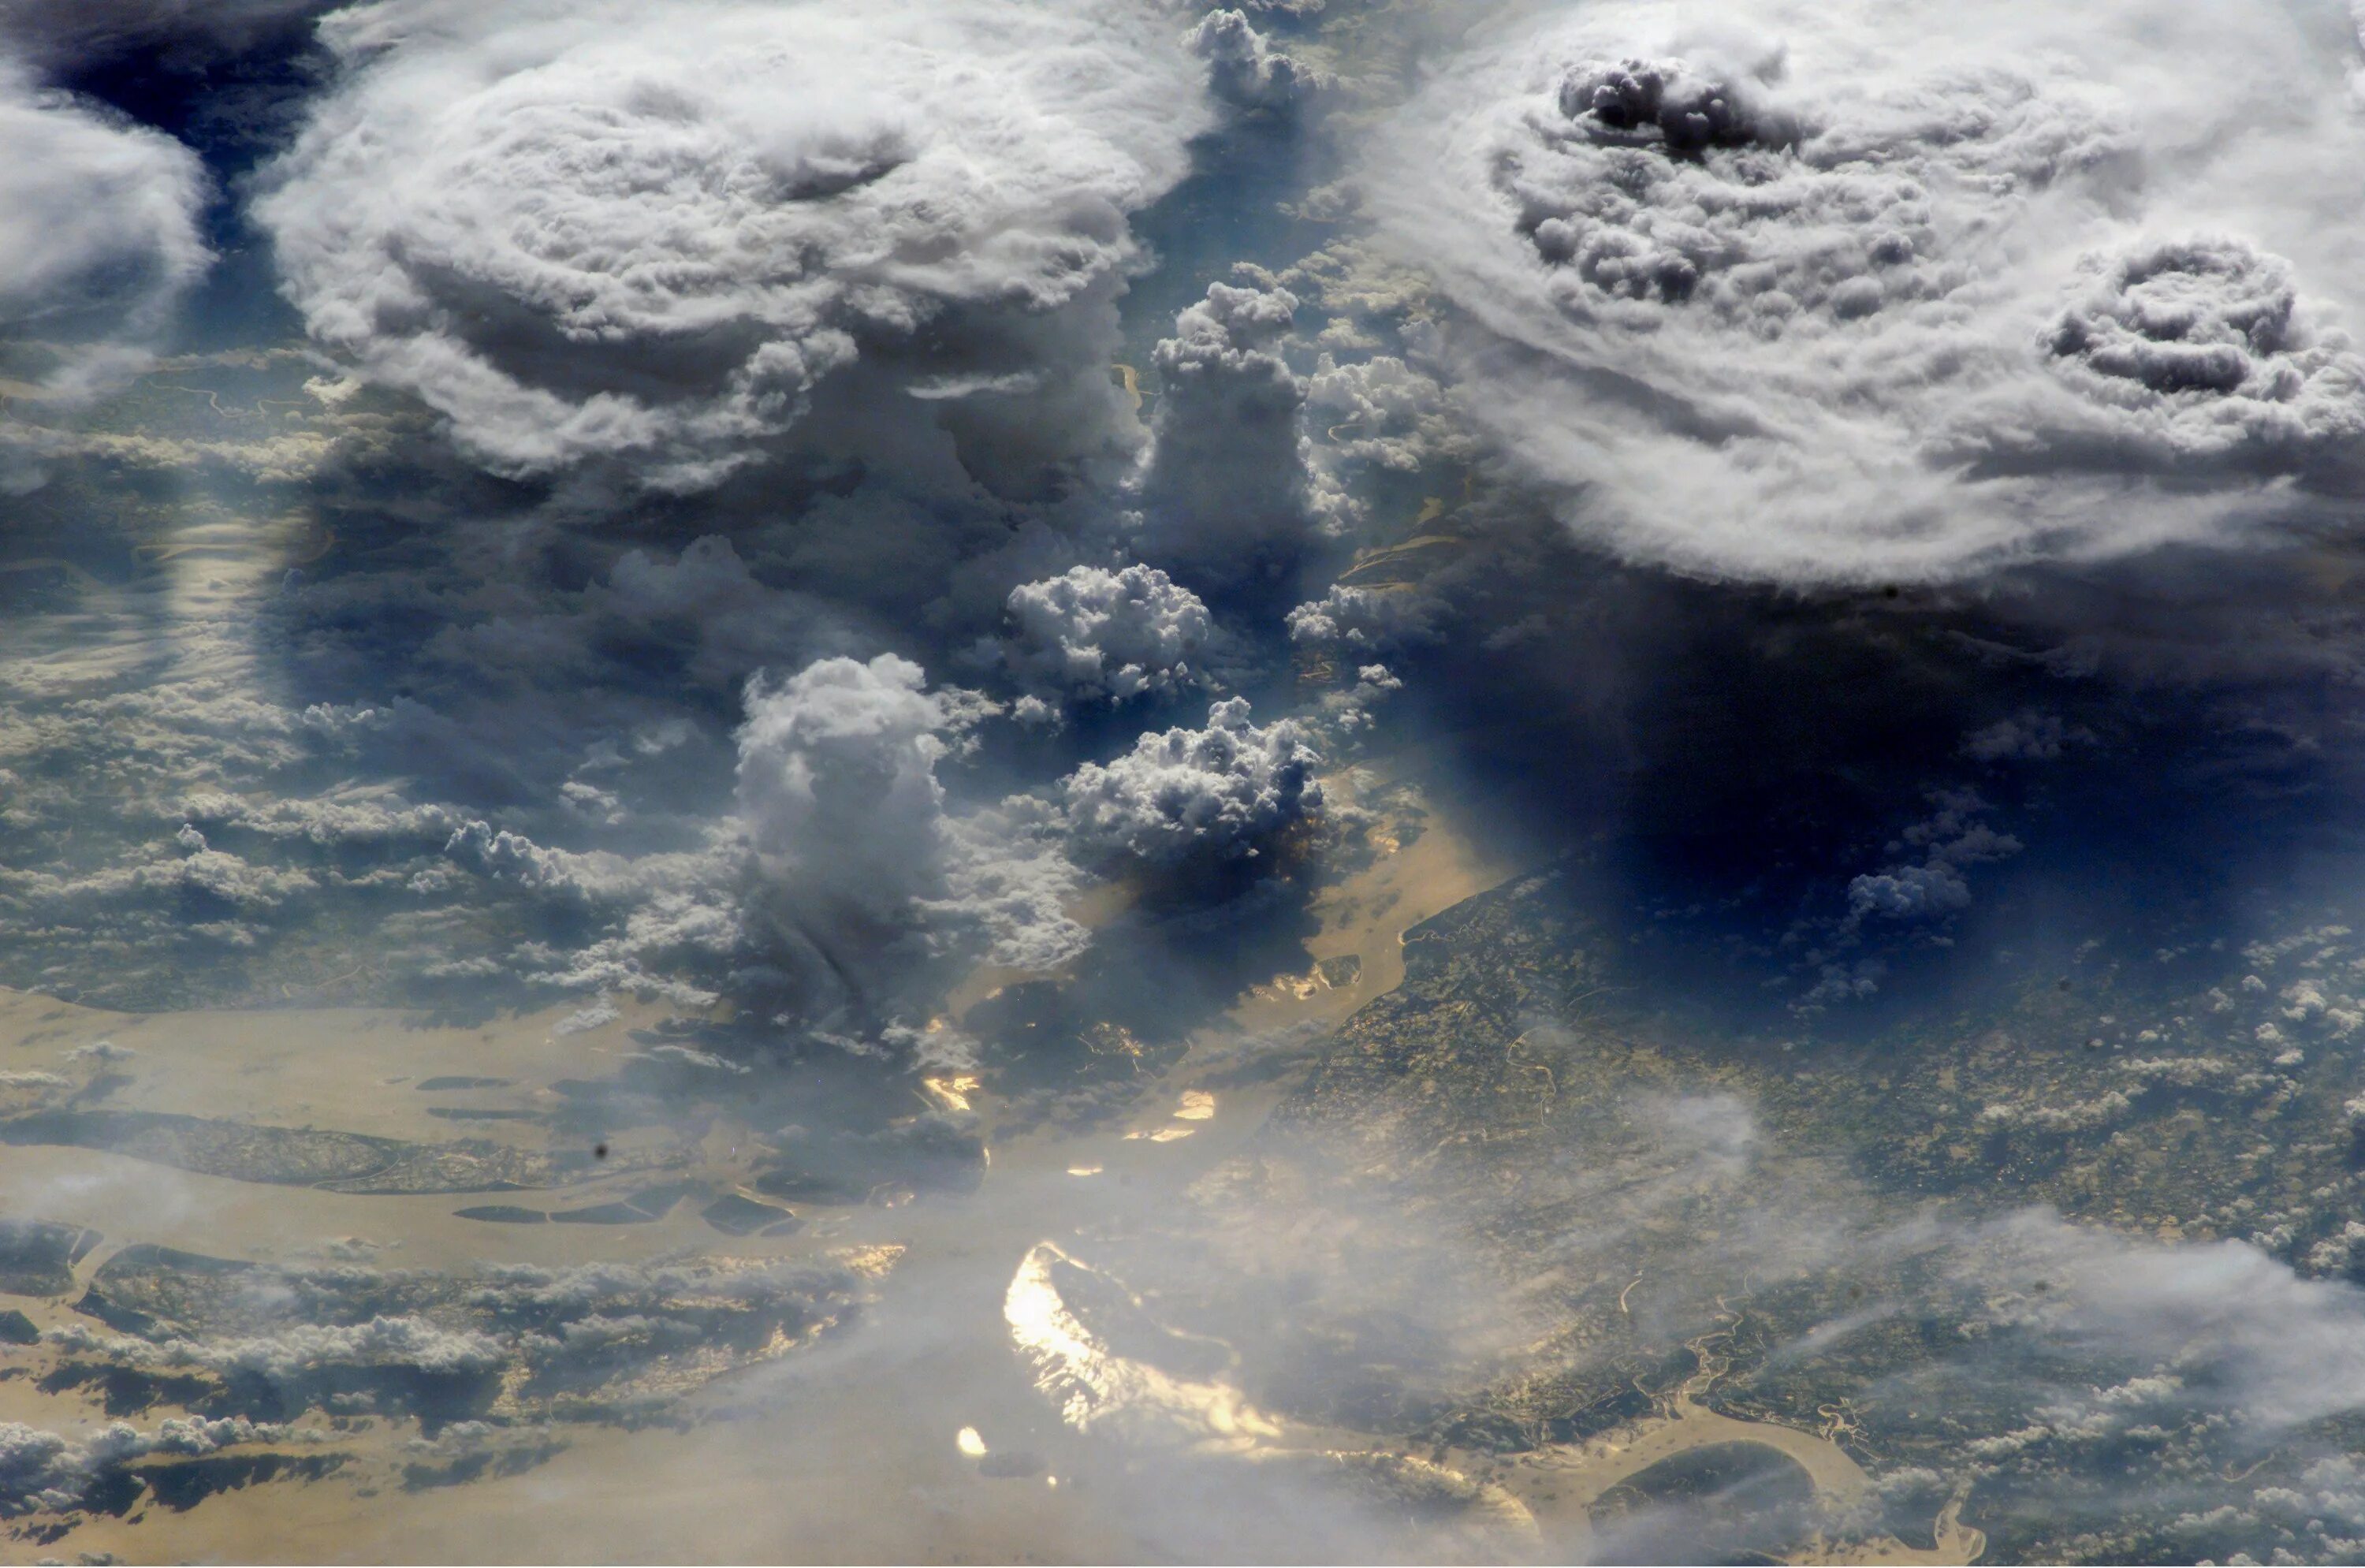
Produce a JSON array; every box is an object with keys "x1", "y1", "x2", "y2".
[
  {"x1": 1846, "y1": 788, "x2": 2020, "y2": 924},
  {"x1": 1984, "y1": 235, "x2": 2365, "y2": 475},
  {"x1": 995, "y1": 563, "x2": 1214, "y2": 705},
  {"x1": 1991, "y1": 1214, "x2": 2365, "y2": 1436},
  {"x1": 1058, "y1": 697, "x2": 1323, "y2": 866},
  {"x1": 736, "y1": 654, "x2": 1086, "y2": 1009},
  {"x1": 0, "y1": 0, "x2": 333, "y2": 72},
  {"x1": 1371, "y1": 0, "x2": 2365, "y2": 583},
  {"x1": 0, "y1": 843, "x2": 321, "y2": 912},
  {"x1": 1312, "y1": 661, "x2": 1402, "y2": 736},
  {"x1": 1137, "y1": 281, "x2": 1320, "y2": 582},
  {"x1": 254, "y1": 0, "x2": 1212, "y2": 491},
  {"x1": 1845, "y1": 861, "x2": 1972, "y2": 922},
  {"x1": 551, "y1": 997, "x2": 618, "y2": 1036},
  {"x1": 1186, "y1": 9, "x2": 1321, "y2": 114},
  {"x1": 1962, "y1": 710, "x2": 2094, "y2": 762},
  {"x1": 1284, "y1": 582, "x2": 1447, "y2": 654},
  {"x1": 1305, "y1": 352, "x2": 1467, "y2": 474},
  {"x1": 0, "y1": 57, "x2": 207, "y2": 403},
  {"x1": 736, "y1": 654, "x2": 994, "y2": 935},
  {"x1": 431, "y1": 817, "x2": 747, "y2": 1003},
  {"x1": 0, "y1": 1414, "x2": 296, "y2": 1518},
  {"x1": 39, "y1": 1249, "x2": 876, "y2": 1445}
]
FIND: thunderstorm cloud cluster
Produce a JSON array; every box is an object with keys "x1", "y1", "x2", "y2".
[{"x1": 11, "y1": 0, "x2": 2365, "y2": 1559}]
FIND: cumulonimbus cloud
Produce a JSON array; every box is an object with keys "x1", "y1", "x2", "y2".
[
  {"x1": 736, "y1": 654, "x2": 1086, "y2": 994},
  {"x1": 1372, "y1": 0, "x2": 2365, "y2": 585},
  {"x1": 255, "y1": 0, "x2": 1213, "y2": 491}
]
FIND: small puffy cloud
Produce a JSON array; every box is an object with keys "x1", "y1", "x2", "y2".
[
  {"x1": 434, "y1": 820, "x2": 745, "y2": 1003},
  {"x1": 1059, "y1": 696, "x2": 1322, "y2": 865},
  {"x1": 0, "y1": 59, "x2": 207, "y2": 400},
  {"x1": 638, "y1": 1041, "x2": 750, "y2": 1074},
  {"x1": 1963, "y1": 710, "x2": 2095, "y2": 763},
  {"x1": 1317, "y1": 662, "x2": 1403, "y2": 734},
  {"x1": 1285, "y1": 582, "x2": 1447, "y2": 653},
  {"x1": 1307, "y1": 353, "x2": 1467, "y2": 474},
  {"x1": 0, "y1": 845, "x2": 319, "y2": 912},
  {"x1": 926, "y1": 807, "x2": 1089, "y2": 974},
  {"x1": 63, "y1": 1038, "x2": 132, "y2": 1063},
  {"x1": 255, "y1": 0, "x2": 1212, "y2": 491},
  {"x1": 1846, "y1": 861, "x2": 1971, "y2": 922},
  {"x1": 1186, "y1": 9, "x2": 1320, "y2": 113},
  {"x1": 996, "y1": 563, "x2": 1212, "y2": 704},
  {"x1": 443, "y1": 819, "x2": 626, "y2": 901},
  {"x1": 1846, "y1": 790, "x2": 2020, "y2": 924},
  {"x1": 182, "y1": 788, "x2": 456, "y2": 846},
  {"x1": 1372, "y1": 0, "x2": 2365, "y2": 583},
  {"x1": 551, "y1": 996, "x2": 619, "y2": 1036}
]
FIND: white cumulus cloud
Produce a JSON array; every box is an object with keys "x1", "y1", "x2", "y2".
[
  {"x1": 1059, "y1": 696, "x2": 1322, "y2": 866},
  {"x1": 998, "y1": 563, "x2": 1213, "y2": 704}
]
